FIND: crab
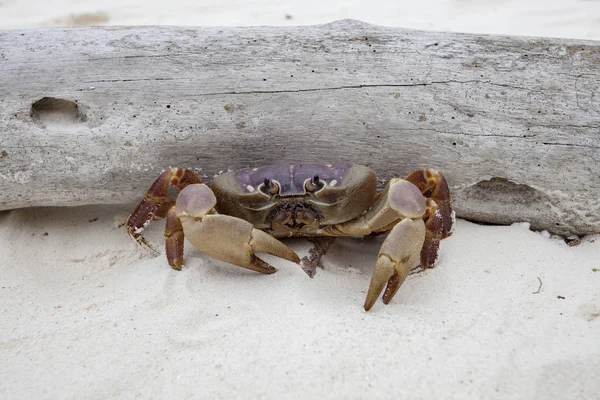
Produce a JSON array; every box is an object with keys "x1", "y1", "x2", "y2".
[{"x1": 126, "y1": 164, "x2": 454, "y2": 311}]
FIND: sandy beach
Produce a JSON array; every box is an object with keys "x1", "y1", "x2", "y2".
[{"x1": 1, "y1": 1, "x2": 599, "y2": 399}]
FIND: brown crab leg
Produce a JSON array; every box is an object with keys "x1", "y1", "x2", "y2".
[
  {"x1": 152, "y1": 200, "x2": 176, "y2": 220},
  {"x1": 164, "y1": 205, "x2": 185, "y2": 269},
  {"x1": 404, "y1": 168, "x2": 454, "y2": 237},
  {"x1": 300, "y1": 236, "x2": 336, "y2": 278},
  {"x1": 418, "y1": 198, "x2": 445, "y2": 268},
  {"x1": 126, "y1": 168, "x2": 203, "y2": 251},
  {"x1": 404, "y1": 169, "x2": 454, "y2": 268}
]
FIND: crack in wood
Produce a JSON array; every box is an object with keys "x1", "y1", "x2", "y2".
[
  {"x1": 198, "y1": 80, "x2": 530, "y2": 96},
  {"x1": 79, "y1": 79, "x2": 531, "y2": 94},
  {"x1": 84, "y1": 77, "x2": 186, "y2": 83}
]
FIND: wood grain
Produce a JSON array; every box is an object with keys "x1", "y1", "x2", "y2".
[{"x1": 0, "y1": 20, "x2": 598, "y2": 235}]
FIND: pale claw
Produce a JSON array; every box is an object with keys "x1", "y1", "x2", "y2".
[
  {"x1": 249, "y1": 227, "x2": 301, "y2": 272},
  {"x1": 175, "y1": 184, "x2": 300, "y2": 273},
  {"x1": 364, "y1": 218, "x2": 426, "y2": 311}
]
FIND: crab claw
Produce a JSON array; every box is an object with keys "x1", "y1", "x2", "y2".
[
  {"x1": 364, "y1": 218, "x2": 426, "y2": 311},
  {"x1": 175, "y1": 184, "x2": 300, "y2": 273}
]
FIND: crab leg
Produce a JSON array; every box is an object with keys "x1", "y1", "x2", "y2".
[
  {"x1": 322, "y1": 178, "x2": 427, "y2": 237},
  {"x1": 404, "y1": 169, "x2": 454, "y2": 268},
  {"x1": 323, "y1": 178, "x2": 431, "y2": 310},
  {"x1": 175, "y1": 183, "x2": 300, "y2": 273},
  {"x1": 359, "y1": 178, "x2": 428, "y2": 310},
  {"x1": 164, "y1": 205, "x2": 185, "y2": 269},
  {"x1": 126, "y1": 168, "x2": 203, "y2": 251},
  {"x1": 301, "y1": 236, "x2": 336, "y2": 278},
  {"x1": 404, "y1": 168, "x2": 453, "y2": 237},
  {"x1": 364, "y1": 218, "x2": 425, "y2": 311}
]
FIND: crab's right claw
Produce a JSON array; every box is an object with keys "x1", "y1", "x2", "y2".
[
  {"x1": 364, "y1": 218, "x2": 426, "y2": 311},
  {"x1": 175, "y1": 184, "x2": 300, "y2": 273}
]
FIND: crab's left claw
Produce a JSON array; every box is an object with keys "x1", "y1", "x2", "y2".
[
  {"x1": 175, "y1": 184, "x2": 300, "y2": 273},
  {"x1": 364, "y1": 218, "x2": 426, "y2": 311}
]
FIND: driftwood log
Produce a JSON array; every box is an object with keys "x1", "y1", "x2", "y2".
[{"x1": 0, "y1": 20, "x2": 598, "y2": 235}]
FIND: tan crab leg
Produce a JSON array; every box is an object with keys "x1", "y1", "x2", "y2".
[
  {"x1": 364, "y1": 218, "x2": 426, "y2": 311},
  {"x1": 322, "y1": 178, "x2": 430, "y2": 310},
  {"x1": 321, "y1": 178, "x2": 427, "y2": 237},
  {"x1": 126, "y1": 168, "x2": 203, "y2": 251},
  {"x1": 175, "y1": 183, "x2": 300, "y2": 273},
  {"x1": 404, "y1": 169, "x2": 454, "y2": 268}
]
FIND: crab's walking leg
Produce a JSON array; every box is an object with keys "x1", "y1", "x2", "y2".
[
  {"x1": 404, "y1": 168, "x2": 454, "y2": 237},
  {"x1": 175, "y1": 183, "x2": 300, "y2": 273},
  {"x1": 164, "y1": 205, "x2": 185, "y2": 269},
  {"x1": 126, "y1": 168, "x2": 203, "y2": 251},
  {"x1": 404, "y1": 169, "x2": 454, "y2": 268},
  {"x1": 301, "y1": 236, "x2": 336, "y2": 278}
]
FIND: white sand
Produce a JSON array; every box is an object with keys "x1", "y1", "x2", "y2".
[
  {"x1": 2, "y1": 205, "x2": 599, "y2": 398},
  {"x1": 1, "y1": 1, "x2": 600, "y2": 399}
]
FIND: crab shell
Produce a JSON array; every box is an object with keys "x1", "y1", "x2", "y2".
[{"x1": 209, "y1": 164, "x2": 378, "y2": 236}]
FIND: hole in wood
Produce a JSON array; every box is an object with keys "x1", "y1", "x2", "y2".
[{"x1": 30, "y1": 97, "x2": 87, "y2": 128}]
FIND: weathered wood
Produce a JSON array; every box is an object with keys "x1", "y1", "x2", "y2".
[{"x1": 0, "y1": 20, "x2": 599, "y2": 235}]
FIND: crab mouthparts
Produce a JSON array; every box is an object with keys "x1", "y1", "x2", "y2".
[{"x1": 269, "y1": 202, "x2": 322, "y2": 231}]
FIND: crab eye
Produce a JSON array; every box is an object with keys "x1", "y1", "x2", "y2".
[
  {"x1": 305, "y1": 174, "x2": 322, "y2": 192},
  {"x1": 262, "y1": 178, "x2": 280, "y2": 195}
]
